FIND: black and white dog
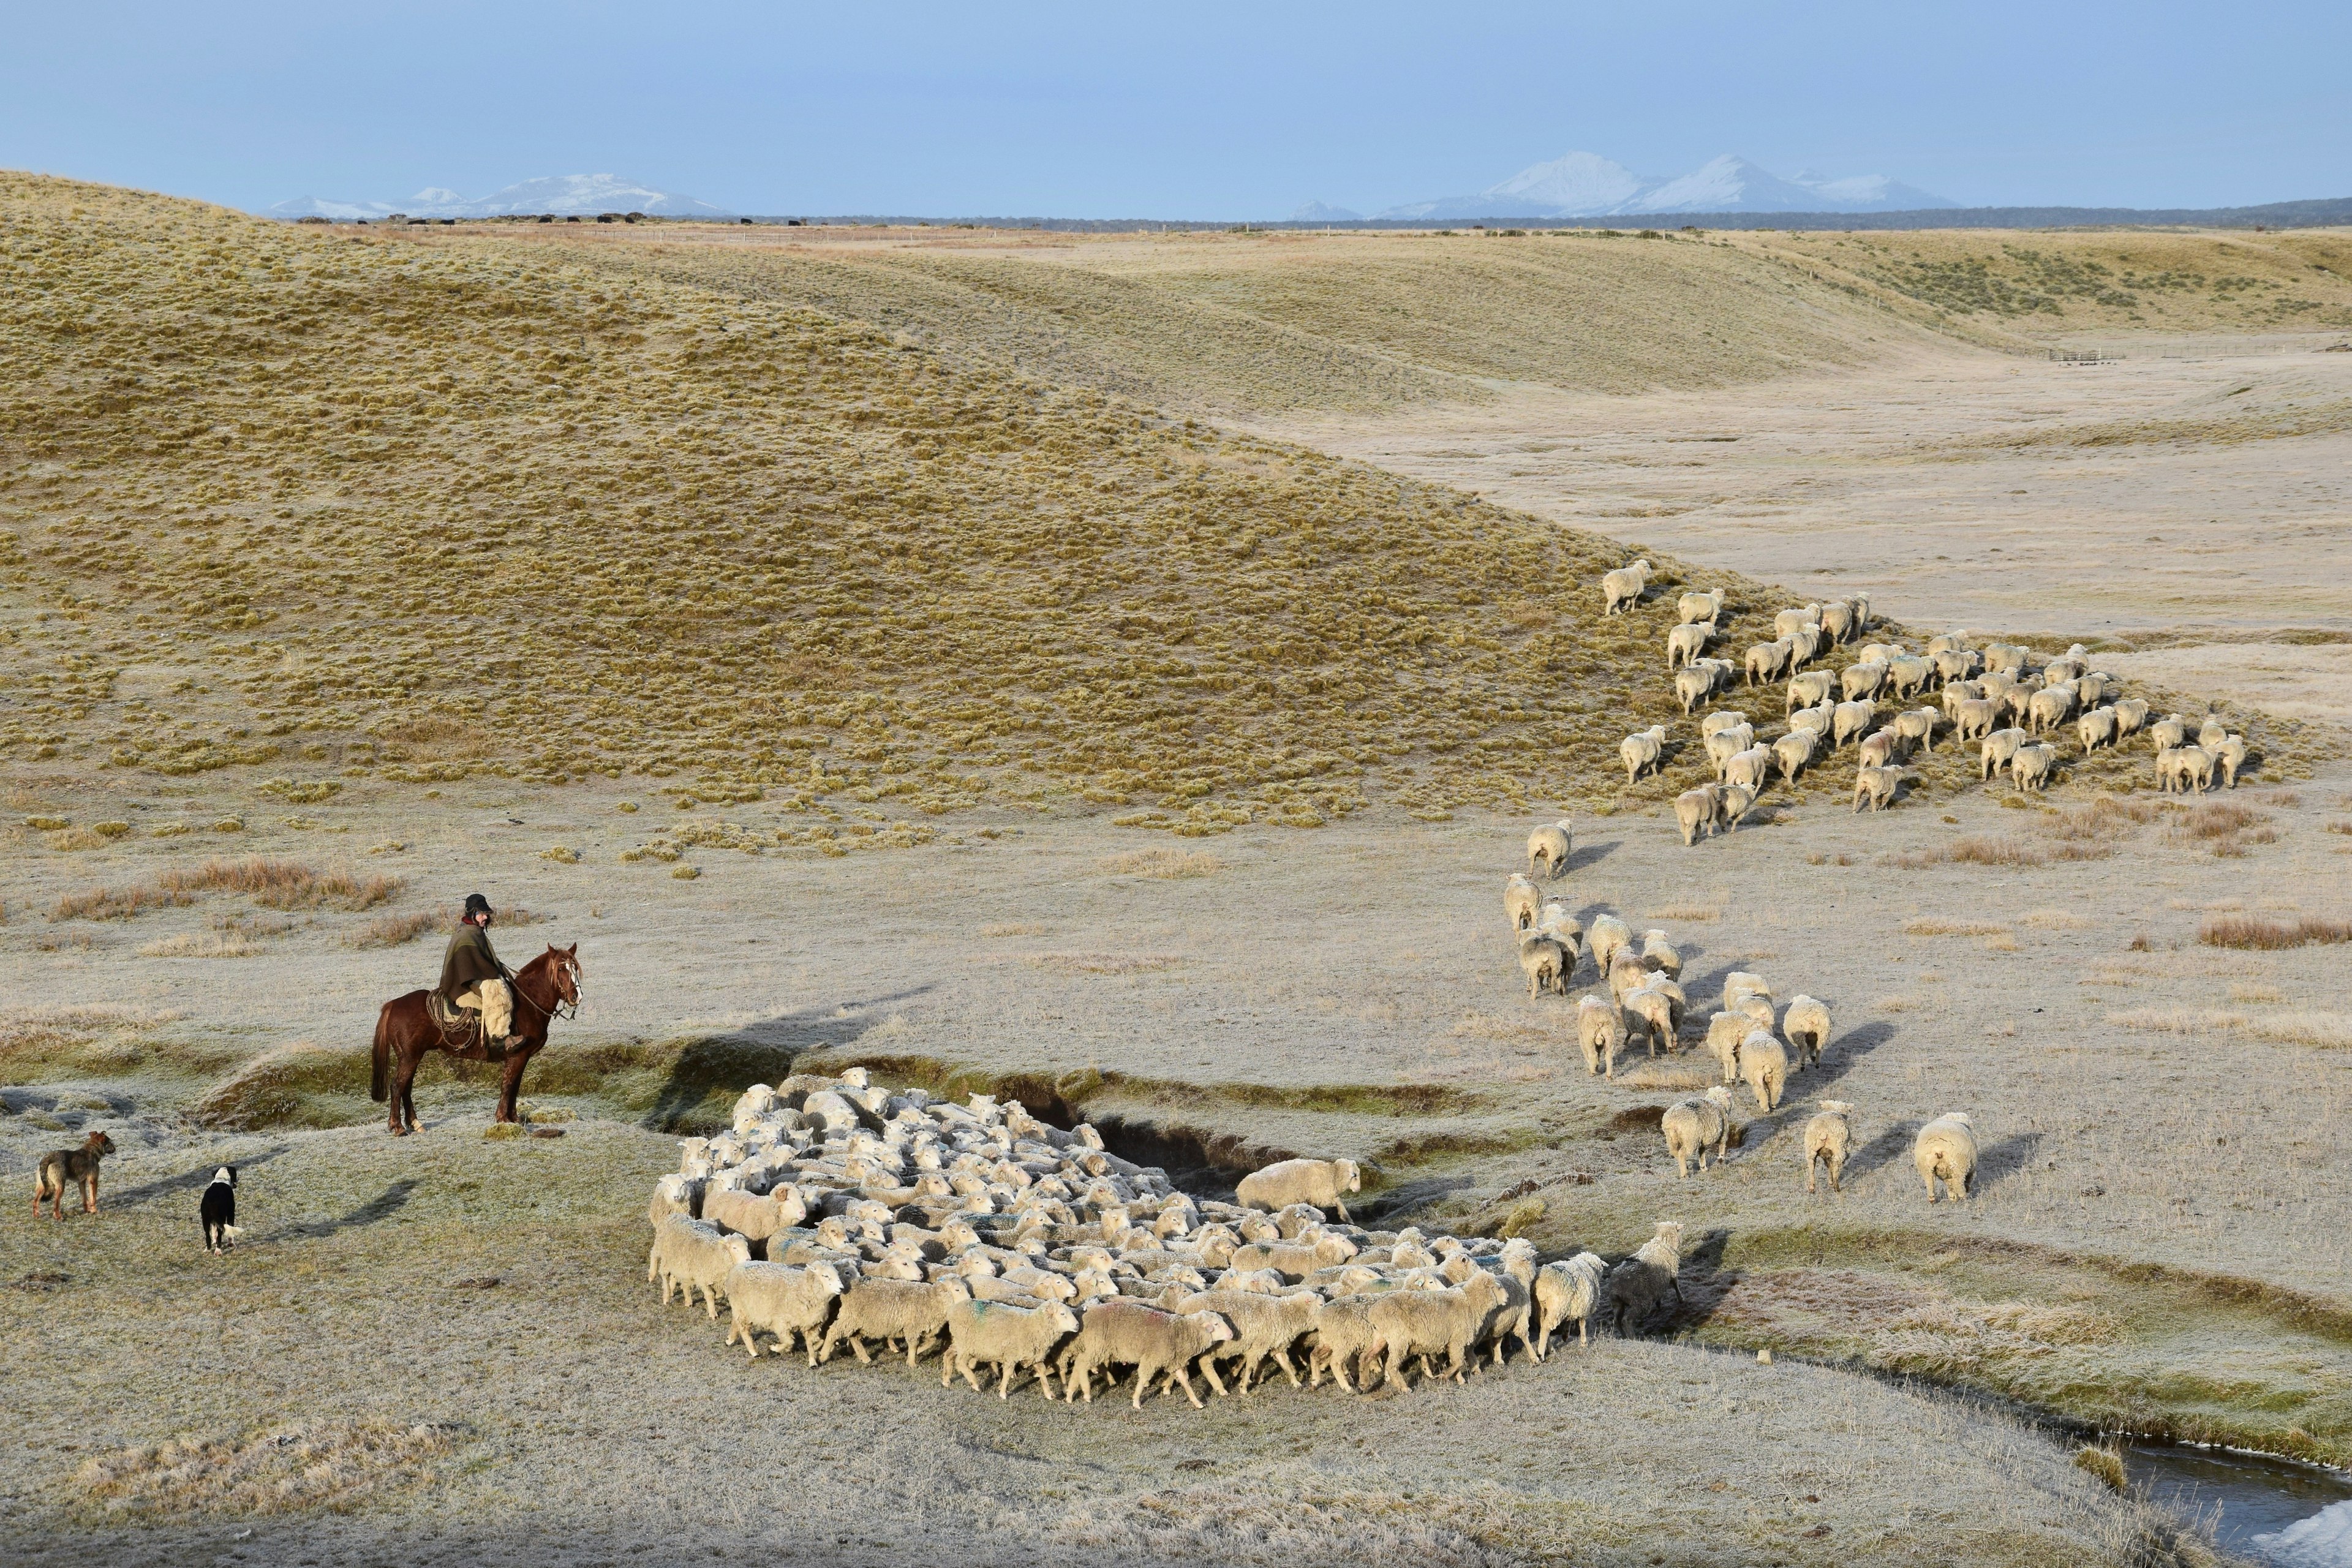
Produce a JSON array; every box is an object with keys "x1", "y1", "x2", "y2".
[{"x1": 200, "y1": 1166, "x2": 239, "y2": 1254}]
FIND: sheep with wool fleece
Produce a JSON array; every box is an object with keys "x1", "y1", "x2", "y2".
[
  {"x1": 1662, "y1": 1088, "x2": 1735, "y2": 1178},
  {"x1": 1533, "y1": 1252, "x2": 1608, "y2": 1354},
  {"x1": 1235, "y1": 1158, "x2": 1362, "y2": 1223},
  {"x1": 722, "y1": 1259, "x2": 846, "y2": 1362}
]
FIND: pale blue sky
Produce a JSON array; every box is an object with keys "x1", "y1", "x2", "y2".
[{"x1": 3, "y1": 2, "x2": 2343, "y2": 216}]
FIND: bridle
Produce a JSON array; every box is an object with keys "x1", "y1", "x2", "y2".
[{"x1": 511, "y1": 952, "x2": 583, "y2": 1025}]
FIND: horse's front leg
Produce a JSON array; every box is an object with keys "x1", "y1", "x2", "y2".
[
  {"x1": 495, "y1": 1048, "x2": 532, "y2": 1123},
  {"x1": 397, "y1": 1050, "x2": 423, "y2": 1134}
]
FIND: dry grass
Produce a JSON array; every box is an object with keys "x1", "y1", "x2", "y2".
[
  {"x1": 1020, "y1": 952, "x2": 1180, "y2": 975},
  {"x1": 2022, "y1": 909, "x2": 2094, "y2": 930},
  {"x1": 1649, "y1": 900, "x2": 1722, "y2": 922},
  {"x1": 72, "y1": 1420, "x2": 456, "y2": 1520},
  {"x1": 2107, "y1": 1008, "x2": 2251, "y2": 1035},
  {"x1": 350, "y1": 910, "x2": 445, "y2": 949},
  {"x1": 1098, "y1": 849, "x2": 1226, "y2": 879},
  {"x1": 2199, "y1": 913, "x2": 2352, "y2": 949},
  {"x1": 156, "y1": 859, "x2": 403, "y2": 912},
  {"x1": 2165, "y1": 801, "x2": 2277, "y2": 858},
  {"x1": 1614, "y1": 1061, "x2": 1711, "y2": 1092},
  {"x1": 48, "y1": 883, "x2": 193, "y2": 921},
  {"x1": 979, "y1": 922, "x2": 1046, "y2": 938},
  {"x1": 2247, "y1": 1013, "x2": 2352, "y2": 1049},
  {"x1": 1903, "y1": 918, "x2": 2010, "y2": 937},
  {"x1": 137, "y1": 932, "x2": 263, "y2": 959}
]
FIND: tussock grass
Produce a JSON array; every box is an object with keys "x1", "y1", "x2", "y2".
[
  {"x1": 49, "y1": 883, "x2": 193, "y2": 922},
  {"x1": 979, "y1": 922, "x2": 1045, "y2": 938},
  {"x1": 1098, "y1": 848, "x2": 1225, "y2": 879},
  {"x1": 1615, "y1": 1062, "x2": 1711, "y2": 1092},
  {"x1": 2022, "y1": 908, "x2": 2094, "y2": 930},
  {"x1": 157, "y1": 859, "x2": 403, "y2": 912},
  {"x1": 73, "y1": 1420, "x2": 456, "y2": 1520},
  {"x1": 137, "y1": 932, "x2": 262, "y2": 959},
  {"x1": 2108, "y1": 1008, "x2": 2252, "y2": 1035},
  {"x1": 1649, "y1": 901, "x2": 1721, "y2": 922},
  {"x1": 350, "y1": 910, "x2": 445, "y2": 948},
  {"x1": 2166, "y1": 801, "x2": 2277, "y2": 858},
  {"x1": 2199, "y1": 913, "x2": 2352, "y2": 949},
  {"x1": 191, "y1": 1041, "x2": 372, "y2": 1130},
  {"x1": 2247, "y1": 1013, "x2": 2352, "y2": 1049},
  {"x1": 1903, "y1": 918, "x2": 2010, "y2": 937}
]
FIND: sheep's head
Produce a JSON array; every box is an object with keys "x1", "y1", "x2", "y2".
[
  {"x1": 1200, "y1": 1312, "x2": 1237, "y2": 1344},
  {"x1": 1820, "y1": 1101, "x2": 1854, "y2": 1117},
  {"x1": 1704, "y1": 1086, "x2": 1734, "y2": 1111},
  {"x1": 1654, "y1": 1221, "x2": 1686, "y2": 1250},
  {"x1": 1336, "y1": 1158, "x2": 1362, "y2": 1193},
  {"x1": 1947, "y1": 1111, "x2": 1975, "y2": 1129},
  {"x1": 724, "y1": 1234, "x2": 755, "y2": 1265}
]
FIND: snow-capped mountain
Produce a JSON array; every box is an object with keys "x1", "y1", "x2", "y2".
[
  {"x1": 1289, "y1": 200, "x2": 1364, "y2": 222},
  {"x1": 266, "y1": 174, "x2": 730, "y2": 221},
  {"x1": 1373, "y1": 151, "x2": 1956, "y2": 220}
]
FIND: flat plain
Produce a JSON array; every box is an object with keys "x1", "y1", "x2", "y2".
[{"x1": 5, "y1": 178, "x2": 2350, "y2": 1566}]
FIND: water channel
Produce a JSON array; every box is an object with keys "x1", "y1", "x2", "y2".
[{"x1": 2127, "y1": 1445, "x2": 2352, "y2": 1566}]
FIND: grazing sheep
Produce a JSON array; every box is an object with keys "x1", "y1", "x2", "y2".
[
  {"x1": 1588, "y1": 914, "x2": 1633, "y2": 977},
  {"x1": 1724, "y1": 745, "x2": 1772, "y2": 792},
  {"x1": 1678, "y1": 587, "x2": 1726, "y2": 625},
  {"x1": 2112, "y1": 697, "x2": 2150, "y2": 740},
  {"x1": 1676, "y1": 784, "x2": 1725, "y2": 846},
  {"x1": 1527, "y1": 820, "x2": 1574, "y2": 878},
  {"x1": 1605, "y1": 1222, "x2": 1687, "y2": 1337},
  {"x1": 1740, "y1": 1031, "x2": 1789, "y2": 1113},
  {"x1": 1887, "y1": 655, "x2": 1936, "y2": 700},
  {"x1": 1532, "y1": 1252, "x2": 1608, "y2": 1354},
  {"x1": 1701, "y1": 708, "x2": 1752, "y2": 738},
  {"x1": 1788, "y1": 701, "x2": 1836, "y2": 740},
  {"x1": 1981, "y1": 726, "x2": 2030, "y2": 781},
  {"x1": 1841, "y1": 660, "x2": 1889, "y2": 702},
  {"x1": 2028, "y1": 682, "x2": 2079, "y2": 734},
  {"x1": 1705, "y1": 723, "x2": 1756, "y2": 780},
  {"x1": 1621, "y1": 724, "x2": 1670, "y2": 783},
  {"x1": 1788, "y1": 623, "x2": 1826, "y2": 667},
  {"x1": 1782, "y1": 995, "x2": 1831, "y2": 1069},
  {"x1": 1675, "y1": 663, "x2": 1723, "y2": 714},
  {"x1": 1787, "y1": 670, "x2": 1837, "y2": 714},
  {"x1": 1819, "y1": 600, "x2": 1856, "y2": 643},
  {"x1": 1577, "y1": 994, "x2": 1624, "y2": 1079},
  {"x1": 2076, "y1": 706, "x2": 2119, "y2": 755},
  {"x1": 1625, "y1": 984, "x2": 1679, "y2": 1059},
  {"x1": 2215, "y1": 733, "x2": 2248, "y2": 787},
  {"x1": 1060, "y1": 1300, "x2": 1235, "y2": 1408},
  {"x1": 1804, "y1": 1101, "x2": 1855, "y2": 1194},
  {"x1": 1640, "y1": 929, "x2": 1683, "y2": 979},
  {"x1": 1954, "y1": 698, "x2": 2001, "y2": 744},
  {"x1": 1518, "y1": 931, "x2": 1570, "y2": 998},
  {"x1": 1832, "y1": 699, "x2": 1877, "y2": 748},
  {"x1": 1771, "y1": 728, "x2": 1819, "y2": 782},
  {"x1": 818, "y1": 1275, "x2": 969, "y2": 1367},
  {"x1": 2011, "y1": 742, "x2": 2058, "y2": 793},
  {"x1": 1856, "y1": 729, "x2": 1899, "y2": 771},
  {"x1": 1893, "y1": 707, "x2": 1939, "y2": 753},
  {"x1": 2198, "y1": 715, "x2": 2228, "y2": 748},
  {"x1": 1505, "y1": 873, "x2": 1541, "y2": 931},
  {"x1": 1662, "y1": 1087, "x2": 1735, "y2": 1177},
  {"x1": 1745, "y1": 638, "x2": 1796, "y2": 687},
  {"x1": 943, "y1": 1297, "x2": 1082, "y2": 1399},
  {"x1": 722, "y1": 1261, "x2": 846, "y2": 1362},
  {"x1": 1915, "y1": 1113, "x2": 1978, "y2": 1203},
  {"x1": 1236, "y1": 1158, "x2": 1362, "y2": 1223},
  {"x1": 1852, "y1": 763, "x2": 1907, "y2": 812},
  {"x1": 1717, "y1": 783, "x2": 1758, "y2": 832},
  {"x1": 2149, "y1": 714, "x2": 2188, "y2": 753},
  {"x1": 1371, "y1": 1272, "x2": 1509, "y2": 1388},
  {"x1": 1667, "y1": 622, "x2": 1713, "y2": 668},
  {"x1": 650, "y1": 1215, "x2": 755, "y2": 1317},
  {"x1": 1602, "y1": 559, "x2": 1654, "y2": 616}
]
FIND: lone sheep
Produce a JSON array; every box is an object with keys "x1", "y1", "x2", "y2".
[
  {"x1": 1527, "y1": 820, "x2": 1574, "y2": 878},
  {"x1": 1235, "y1": 1158, "x2": 1362, "y2": 1223},
  {"x1": 1915, "y1": 1112, "x2": 1978, "y2": 1203}
]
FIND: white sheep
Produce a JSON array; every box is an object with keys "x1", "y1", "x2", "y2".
[
  {"x1": 1235, "y1": 1158, "x2": 1362, "y2": 1223},
  {"x1": 1771, "y1": 728, "x2": 1819, "y2": 782},
  {"x1": 1608, "y1": 949, "x2": 1657, "y2": 1010},
  {"x1": 1745, "y1": 638, "x2": 1796, "y2": 687},
  {"x1": 1588, "y1": 914, "x2": 1633, "y2": 976},
  {"x1": 2198, "y1": 714, "x2": 2228, "y2": 748},
  {"x1": 1740, "y1": 1030, "x2": 1789, "y2": 1112},
  {"x1": 1787, "y1": 701, "x2": 1836, "y2": 740},
  {"x1": 1676, "y1": 663, "x2": 1724, "y2": 714},
  {"x1": 943, "y1": 1297, "x2": 1082, "y2": 1399},
  {"x1": 1526, "y1": 819, "x2": 1574, "y2": 878},
  {"x1": 1371, "y1": 1272, "x2": 1509, "y2": 1388},
  {"x1": 1175, "y1": 1287, "x2": 1319, "y2": 1394},
  {"x1": 1723, "y1": 970, "x2": 1771, "y2": 1012},
  {"x1": 1532, "y1": 1252, "x2": 1607, "y2": 1354},
  {"x1": 1705, "y1": 722, "x2": 1756, "y2": 780},
  {"x1": 2011, "y1": 742, "x2": 2057, "y2": 793},
  {"x1": 1605, "y1": 1221, "x2": 1686, "y2": 1336},
  {"x1": 1782, "y1": 995, "x2": 1831, "y2": 1069},
  {"x1": 1701, "y1": 708, "x2": 1752, "y2": 738},
  {"x1": 1703, "y1": 1010, "x2": 1749, "y2": 1084},
  {"x1": 1819, "y1": 600, "x2": 1856, "y2": 643},
  {"x1": 1602, "y1": 559, "x2": 1653, "y2": 616},
  {"x1": 1914, "y1": 1112, "x2": 1978, "y2": 1203},
  {"x1": 1774, "y1": 603, "x2": 1822, "y2": 638},
  {"x1": 2215, "y1": 733, "x2": 2248, "y2": 788},
  {"x1": 1893, "y1": 706, "x2": 1939, "y2": 753},
  {"x1": 1788, "y1": 622, "x2": 1826, "y2": 667},
  {"x1": 1624, "y1": 984, "x2": 1678, "y2": 1058},
  {"x1": 2112, "y1": 697, "x2": 2150, "y2": 739},
  {"x1": 1852, "y1": 763, "x2": 1908, "y2": 812},
  {"x1": 1717, "y1": 783, "x2": 1757, "y2": 832},
  {"x1": 1662, "y1": 1087, "x2": 1735, "y2": 1177},
  {"x1": 1667, "y1": 622, "x2": 1712, "y2": 669},
  {"x1": 1640, "y1": 929, "x2": 1683, "y2": 979},
  {"x1": 1577, "y1": 994, "x2": 1623, "y2": 1079},
  {"x1": 1505, "y1": 873, "x2": 1541, "y2": 931},
  {"x1": 1304, "y1": 1296, "x2": 1385, "y2": 1393},
  {"x1": 1841, "y1": 660, "x2": 1889, "y2": 702},
  {"x1": 1518, "y1": 931, "x2": 1570, "y2": 997},
  {"x1": 1980, "y1": 726, "x2": 2030, "y2": 780},
  {"x1": 1886, "y1": 654, "x2": 1936, "y2": 700},
  {"x1": 818, "y1": 1275, "x2": 970, "y2": 1367},
  {"x1": 1059, "y1": 1299, "x2": 1235, "y2": 1408},
  {"x1": 1804, "y1": 1101, "x2": 1855, "y2": 1194},
  {"x1": 722, "y1": 1260, "x2": 845, "y2": 1361},
  {"x1": 650, "y1": 1215, "x2": 754, "y2": 1317},
  {"x1": 2027, "y1": 682, "x2": 2079, "y2": 734},
  {"x1": 1676, "y1": 784, "x2": 1724, "y2": 846},
  {"x1": 1830, "y1": 699, "x2": 1876, "y2": 748},
  {"x1": 1677, "y1": 587, "x2": 1726, "y2": 626},
  {"x1": 2150, "y1": 714, "x2": 2187, "y2": 753},
  {"x1": 1787, "y1": 670, "x2": 1837, "y2": 713},
  {"x1": 1621, "y1": 724, "x2": 1670, "y2": 783},
  {"x1": 1724, "y1": 745, "x2": 1772, "y2": 793},
  {"x1": 1954, "y1": 697, "x2": 2000, "y2": 744}
]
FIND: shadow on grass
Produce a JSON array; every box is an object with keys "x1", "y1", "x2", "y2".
[
  {"x1": 279, "y1": 1178, "x2": 417, "y2": 1241},
  {"x1": 1809, "y1": 1019, "x2": 1896, "y2": 1093},
  {"x1": 1562, "y1": 839, "x2": 1619, "y2": 875},
  {"x1": 107, "y1": 1145, "x2": 293, "y2": 1208},
  {"x1": 1846, "y1": 1117, "x2": 1925, "y2": 1186}
]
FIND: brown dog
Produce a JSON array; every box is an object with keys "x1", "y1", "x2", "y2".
[{"x1": 34, "y1": 1131, "x2": 118, "y2": 1219}]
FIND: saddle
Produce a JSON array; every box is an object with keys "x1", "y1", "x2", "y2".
[{"x1": 425, "y1": 993, "x2": 508, "y2": 1061}]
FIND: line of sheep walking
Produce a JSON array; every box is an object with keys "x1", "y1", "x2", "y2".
[
  {"x1": 1600, "y1": 560, "x2": 2253, "y2": 832},
  {"x1": 646, "y1": 1068, "x2": 1705, "y2": 1410}
]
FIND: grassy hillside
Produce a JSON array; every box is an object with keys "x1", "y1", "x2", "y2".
[{"x1": 0, "y1": 177, "x2": 2297, "y2": 843}]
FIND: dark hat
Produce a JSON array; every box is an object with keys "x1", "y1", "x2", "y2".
[{"x1": 462, "y1": 892, "x2": 493, "y2": 918}]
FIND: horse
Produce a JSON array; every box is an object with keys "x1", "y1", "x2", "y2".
[{"x1": 370, "y1": 944, "x2": 582, "y2": 1135}]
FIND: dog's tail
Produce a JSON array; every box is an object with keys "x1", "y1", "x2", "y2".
[{"x1": 371, "y1": 1002, "x2": 392, "y2": 1103}]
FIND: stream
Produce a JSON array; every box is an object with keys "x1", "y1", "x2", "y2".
[{"x1": 2127, "y1": 1445, "x2": 2352, "y2": 1566}]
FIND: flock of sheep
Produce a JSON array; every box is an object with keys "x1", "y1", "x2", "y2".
[
  {"x1": 1607, "y1": 565, "x2": 2250, "y2": 835},
  {"x1": 645, "y1": 1069, "x2": 1692, "y2": 1408},
  {"x1": 1510, "y1": 816, "x2": 1980, "y2": 1207}
]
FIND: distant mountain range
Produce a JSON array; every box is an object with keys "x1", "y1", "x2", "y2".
[
  {"x1": 266, "y1": 174, "x2": 729, "y2": 221},
  {"x1": 1301, "y1": 151, "x2": 1959, "y2": 222}
]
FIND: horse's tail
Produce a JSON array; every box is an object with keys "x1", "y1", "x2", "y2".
[{"x1": 371, "y1": 1002, "x2": 393, "y2": 1102}]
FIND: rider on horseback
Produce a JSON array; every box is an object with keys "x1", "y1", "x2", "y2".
[{"x1": 439, "y1": 894, "x2": 520, "y2": 1050}]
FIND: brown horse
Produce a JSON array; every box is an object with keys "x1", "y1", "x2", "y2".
[{"x1": 371, "y1": 944, "x2": 582, "y2": 1135}]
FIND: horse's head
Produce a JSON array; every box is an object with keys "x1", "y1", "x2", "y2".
[{"x1": 543, "y1": 943, "x2": 583, "y2": 1007}]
